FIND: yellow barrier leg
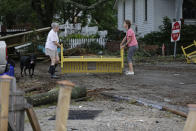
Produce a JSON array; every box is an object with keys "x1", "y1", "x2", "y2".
[{"x1": 61, "y1": 44, "x2": 64, "y2": 73}]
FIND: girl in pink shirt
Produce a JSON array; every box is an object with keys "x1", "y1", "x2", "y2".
[{"x1": 120, "y1": 20, "x2": 138, "y2": 75}]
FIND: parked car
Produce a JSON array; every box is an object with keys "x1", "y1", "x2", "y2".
[{"x1": 0, "y1": 41, "x2": 14, "y2": 76}]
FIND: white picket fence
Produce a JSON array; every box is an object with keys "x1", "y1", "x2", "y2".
[
  {"x1": 66, "y1": 38, "x2": 107, "y2": 49},
  {"x1": 60, "y1": 22, "x2": 108, "y2": 38}
]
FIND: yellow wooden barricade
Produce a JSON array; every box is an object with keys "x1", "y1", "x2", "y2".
[
  {"x1": 181, "y1": 40, "x2": 196, "y2": 63},
  {"x1": 61, "y1": 44, "x2": 124, "y2": 73}
]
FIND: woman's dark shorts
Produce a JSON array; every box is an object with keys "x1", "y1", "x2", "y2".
[{"x1": 127, "y1": 45, "x2": 138, "y2": 63}]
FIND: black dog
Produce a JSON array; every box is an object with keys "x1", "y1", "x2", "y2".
[{"x1": 20, "y1": 55, "x2": 36, "y2": 77}]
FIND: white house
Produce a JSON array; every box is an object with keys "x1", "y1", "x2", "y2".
[{"x1": 114, "y1": 0, "x2": 183, "y2": 36}]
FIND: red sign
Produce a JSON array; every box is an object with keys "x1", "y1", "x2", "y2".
[{"x1": 171, "y1": 21, "x2": 181, "y2": 42}]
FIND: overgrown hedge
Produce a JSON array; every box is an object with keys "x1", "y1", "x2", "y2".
[
  {"x1": 64, "y1": 41, "x2": 104, "y2": 56},
  {"x1": 65, "y1": 33, "x2": 100, "y2": 39},
  {"x1": 139, "y1": 17, "x2": 196, "y2": 55}
]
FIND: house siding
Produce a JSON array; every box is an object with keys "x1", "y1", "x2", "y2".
[
  {"x1": 135, "y1": 0, "x2": 154, "y2": 36},
  {"x1": 174, "y1": 0, "x2": 183, "y2": 19},
  {"x1": 154, "y1": 0, "x2": 176, "y2": 31},
  {"x1": 117, "y1": 0, "x2": 124, "y2": 31},
  {"x1": 117, "y1": 0, "x2": 154, "y2": 36},
  {"x1": 117, "y1": 0, "x2": 133, "y2": 32},
  {"x1": 116, "y1": 0, "x2": 181, "y2": 37},
  {"x1": 125, "y1": 0, "x2": 132, "y2": 23}
]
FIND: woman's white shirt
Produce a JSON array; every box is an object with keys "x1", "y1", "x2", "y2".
[{"x1": 45, "y1": 29, "x2": 59, "y2": 50}]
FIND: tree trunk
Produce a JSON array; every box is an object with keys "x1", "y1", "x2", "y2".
[{"x1": 25, "y1": 86, "x2": 86, "y2": 106}]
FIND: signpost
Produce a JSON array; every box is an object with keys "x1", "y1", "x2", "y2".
[{"x1": 171, "y1": 21, "x2": 181, "y2": 58}]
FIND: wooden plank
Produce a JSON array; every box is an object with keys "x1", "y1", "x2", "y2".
[
  {"x1": 16, "y1": 94, "x2": 25, "y2": 131},
  {"x1": 8, "y1": 121, "x2": 16, "y2": 131},
  {"x1": 183, "y1": 104, "x2": 196, "y2": 131},
  {"x1": 13, "y1": 88, "x2": 24, "y2": 131},
  {"x1": 0, "y1": 75, "x2": 12, "y2": 131},
  {"x1": 17, "y1": 111, "x2": 24, "y2": 131},
  {"x1": 26, "y1": 108, "x2": 41, "y2": 131},
  {"x1": 4, "y1": 77, "x2": 26, "y2": 131},
  {"x1": 0, "y1": 27, "x2": 50, "y2": 40},
  {"x1": 0, "y1": 104, "x2": 25, "y2": 111}
]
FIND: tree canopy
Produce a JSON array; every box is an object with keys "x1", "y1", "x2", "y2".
[
  {"x1": 0, "y1": 0, "x2": 39, "y2": 27},
  {"x1": 0, "y1": 0, "x2": 116, "y2": 30}
]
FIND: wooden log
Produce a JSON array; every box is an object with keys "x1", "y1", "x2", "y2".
[
  {"x1": 0, "y1": 75, "x2": 12, "y2": 131},
  {"x1": 55, "y1": 80, "x2": 74, "y2": 131},
  {"x1": 71, "y1": 86, "x2": 87, "y2": 99},
  {"x1": 25, "y1": 88, "x2": 59, "y2": 106},
  {"x1": 25, "y1": 86, "x2": 86, "y2": 106},
  {"x1": 162, "y1": 106, "x2": 187, "y2": 118},
  {"x1": 25, "y1": 108, "x2": 41, "y2": 131}
]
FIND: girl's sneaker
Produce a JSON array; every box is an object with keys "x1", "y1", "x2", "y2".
[{"x1": 125, "y1": 71, "x2": 134, "y2": 75}]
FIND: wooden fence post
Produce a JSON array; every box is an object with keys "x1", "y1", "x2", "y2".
[
  {"x1": 55, "y1": 80, "x2": 75, "y2": 131},
  {"x1": 0, "y1": 75, "x2": 12, "y2": 131},
  {"x1": 183, "y1": 104, "x2": 196, "y2": 131}
]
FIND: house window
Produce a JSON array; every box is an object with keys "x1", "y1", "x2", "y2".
[
  {"x1": 123, "y1": 0, "x2": 126, "y2": 21},
  {"x1": 133, "y1": 0, "x2": 136, "y2": 23},
  {"x1": 183, "y1": 0, "x2": 196, "y2": 19},
  {"x1": 144, "y1": 0, "x2": 148, "y2": 21}
]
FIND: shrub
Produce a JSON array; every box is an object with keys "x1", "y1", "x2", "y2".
[
  {"x1": 63, "y1": 41, "x2": 104, "y2": 56},
  {"x1": 107, "y1": 29, "x2": 125, "y2": 41},
  {"x1": 81, "y1": 41, "x2": 104, "y2": 54},
  {"x1": 139, "y1": 17, "x2": 196, "y2": 55},
  {"x1": 105, "y1": 41, "x2": 120, "y2": 53},
  {"x1": 64, "y1": 48, "x2": 87, "y2": 56},
  {"x1": 65, "y1": 33, "x2": 100, "y2": 39}
]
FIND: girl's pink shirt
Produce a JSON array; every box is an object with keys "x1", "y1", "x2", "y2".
[{"x1": 126, "y1": 28, "x2": 138, "y2": 47}]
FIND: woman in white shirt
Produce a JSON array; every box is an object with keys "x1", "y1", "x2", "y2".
[{"x1": 45, "y1": 22, "x2": 61, "y2": 78}]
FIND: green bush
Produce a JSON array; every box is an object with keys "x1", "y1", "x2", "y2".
[
  {"x1": 64, "y1": 48, "x2": 87, "y2": 56},
  {"x1": 63, "y1": 41, "x2": 104, "y2": 56},
  {"x1": 107, "y1": 29, "x2": 125, "y2": 41},
  {"x1": 139, "y1": 17, "x2": 196, "y2": 55},
  {"x1": 65, "y1": 33, "x2": 100, "y2": 39},
  {"x1": 81, "y1": 41, "x2": 104, "y2": 54}
]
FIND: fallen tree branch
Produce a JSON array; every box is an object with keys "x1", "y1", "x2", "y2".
[
  {"x1": 25, "y1": 86, "x2": 86, "y2": 106},
  {"x1": 24, "y1": 87, "x2": 43, "y2": 93},
  {"x1": 162, "y1": 106, "x2": 187, "y2": 118}
]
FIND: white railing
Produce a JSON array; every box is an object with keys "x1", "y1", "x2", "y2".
[{"x1": 66, "y1": 38, "x2": 107, "y2": 49}]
